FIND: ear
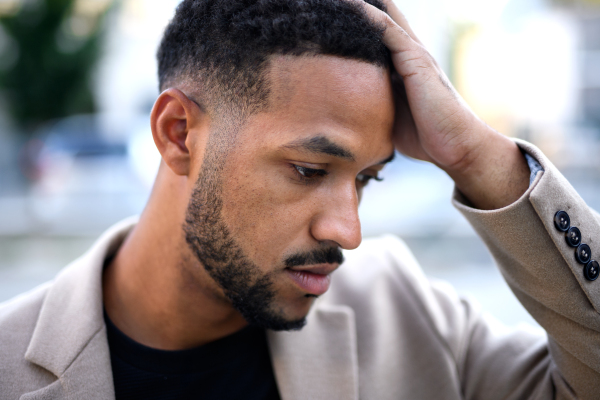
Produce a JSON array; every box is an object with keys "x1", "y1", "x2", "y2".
[{"x1": 150, "y1": 88, "x2": 205, "y2": 176}]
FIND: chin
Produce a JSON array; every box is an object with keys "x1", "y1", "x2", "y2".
[{"x1": 271, "y1": 296, "x2": 316, "y2": 328}]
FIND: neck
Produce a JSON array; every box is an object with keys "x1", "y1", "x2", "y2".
[{"x1": 102, "y1": 164, "x2": 248, "y2": 350}]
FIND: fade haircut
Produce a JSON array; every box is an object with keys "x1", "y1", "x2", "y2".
[{"x1": 157, "y1": 0, "x2": 391, "y2": 116}]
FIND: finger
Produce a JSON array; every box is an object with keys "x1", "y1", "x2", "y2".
[
  {"x1": 380, "y1": 0, "x2": 423, "y2": 46},
  {"x1": 359, "y1": 1, "x2": 420, "y2": 55}
]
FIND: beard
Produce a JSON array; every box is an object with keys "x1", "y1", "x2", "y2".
[{"x1": 183, "y1": 142, "x2": 344, "y2": 331}]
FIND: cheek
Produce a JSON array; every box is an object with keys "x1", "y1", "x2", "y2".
[{"x1": 220, "y1": 162, "x2": 317, "y2": 266}]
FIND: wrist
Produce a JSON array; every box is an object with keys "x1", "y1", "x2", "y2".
[{"x1": 444, "y1": 128, "x2": 530, "y2": 210}]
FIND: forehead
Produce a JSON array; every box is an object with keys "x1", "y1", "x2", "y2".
[{"x1": 235, "y1": 55, "x2": 395, "y2": 165}]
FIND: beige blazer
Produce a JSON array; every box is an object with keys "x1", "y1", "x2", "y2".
[{"x1": 2, "y1": 140, "x2": 600, "y2": 400}]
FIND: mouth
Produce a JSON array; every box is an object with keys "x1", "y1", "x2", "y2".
[{"x1": 285, "y1": 263, "x2": 338, "y2": 296}]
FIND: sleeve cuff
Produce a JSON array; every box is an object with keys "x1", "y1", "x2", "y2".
[{"x1": 523, "y1": 151, "x2": 544, "y2": 187}]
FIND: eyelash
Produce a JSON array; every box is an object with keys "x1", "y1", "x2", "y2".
[
  {"x1": 292, "y1": 165, "x2": 328, "y2": 184},
  {"x1": 356, "y1": 173, "x2": 384, "y2": 185},
  {"x1": 291, "y1": 165, "x2": 383, "y2": 186}
]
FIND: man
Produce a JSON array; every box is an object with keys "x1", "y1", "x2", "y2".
[{"x1": 1, "y1": 0, "x2": 599, "y2": 398}]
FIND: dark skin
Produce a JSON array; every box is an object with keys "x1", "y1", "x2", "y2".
[
  {"x1": 365, "y1": 0, "x2": 530, "y2": 209},
  {"x1": 103, "y1": 2, "x2": 529, "y2": 350}
]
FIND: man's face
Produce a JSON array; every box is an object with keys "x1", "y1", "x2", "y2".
[{"x1": 184, "y1": 55, "x2": 395, "y2": 330}]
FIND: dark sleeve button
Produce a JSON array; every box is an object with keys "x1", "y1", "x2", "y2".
[
  {"x1": 584, "y1": 260, "x2": 599, "y2": 281},
  {"x1": 576, "y1": 243, "x2": 592, "y2": 264},
  {"x1": 566, "y1": 227, "x2": 582, "y2": 247},
  {"x1": 554, "y1": 211, "x2": 570, "y2": 232}
]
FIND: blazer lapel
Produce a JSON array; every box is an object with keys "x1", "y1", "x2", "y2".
[
  {"x1": 22, "y1": 218, "x2": 137, "y2": 400},
  {"x1": 20, "y1": 216, "x2": 356, "y2": 399},
  {"x1": 267, "y1": 304, "x2": 359, "y2": 400},
  {"x1": 20, "y1": 326, "x2": 114, "y2": 400}
]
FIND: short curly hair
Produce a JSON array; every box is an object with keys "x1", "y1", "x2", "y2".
[{"x1": 157, "y1": 0, "x2": 390, "y2": 115}]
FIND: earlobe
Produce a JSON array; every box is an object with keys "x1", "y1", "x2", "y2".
[{"x1": 151, "y1": 88, "x2": 203, "y2": 176}]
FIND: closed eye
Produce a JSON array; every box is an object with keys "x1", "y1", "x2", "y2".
[
  {"x1": 290, "y1": 164, "x2": 383, "y2": 187},
  {"x1": 291, "y1": 164, "x2": 328, "y2": 184},
  {"x1": 356, "y1": 173, "x2": 383, "y2": 186}
]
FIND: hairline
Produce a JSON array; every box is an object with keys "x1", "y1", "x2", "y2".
[{"x1": 161, "y1": 53, "x2": 390, "y2": 122}]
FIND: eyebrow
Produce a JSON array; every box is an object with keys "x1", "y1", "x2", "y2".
[{"x1": 282, "y1": 136, "x2": 355, "y2": 161}]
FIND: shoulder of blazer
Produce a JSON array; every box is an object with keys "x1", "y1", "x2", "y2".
[
  {"x1": 0, "y1": 282, "x2": 57, "y2": 398},
  {"x1": 0, "y1": 217, "x2": 137, "y2": 400}
]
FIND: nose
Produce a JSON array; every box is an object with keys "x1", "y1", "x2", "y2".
[{"x1": 310, "y1": 184, "x2": 362, "y2": 250}]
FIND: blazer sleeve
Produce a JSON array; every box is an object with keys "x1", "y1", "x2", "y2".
[{"x1": 452, "y1": 139, "x2": 600, "y2": 399}]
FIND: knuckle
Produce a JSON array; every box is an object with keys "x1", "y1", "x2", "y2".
[
  {"x1": 417, "y1": 47, "x2": 435, "y2": 64},
  {"x1": 382, "y1": 13, "x2": 396, "y2": 28}
]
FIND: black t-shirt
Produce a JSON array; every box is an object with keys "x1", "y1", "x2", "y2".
[{"x1": 104, "y1": 311, "x2": 281, "y2": 400}]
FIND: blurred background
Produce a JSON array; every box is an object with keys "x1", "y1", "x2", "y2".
[{"x1": 1, "y1": 0, "x2": 600, "y2": 329}]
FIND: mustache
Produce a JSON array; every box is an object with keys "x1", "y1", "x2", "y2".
[{"x1": 284, "y1": 247, "x2": 344, "y2": 268}]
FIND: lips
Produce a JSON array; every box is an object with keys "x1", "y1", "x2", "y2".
[{"x1": 285, "y1": 263, "x2": 338, "y2": 296}]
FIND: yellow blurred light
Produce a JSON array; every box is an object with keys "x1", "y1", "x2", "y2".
[
  {"x1": 0, "y1": 0, "x2": 21, "y2": 17},
  {"x1": 454, "y1": 13, "x2": 576, "y2": 137},
  {"x1": 118, "y1": 0, "x2": 148, "y2": 36},
  {"x1": 454, "y1": 26, "x2": 513, "y2": 134},
  {"x1": 68, "y1": 15, "x2": 95, "y2": 37},
  {"x1": 443, "y1": 0, "x2": 511, "y2": 23},
  {"x1": 73, "y1": 0, "x2": 112, "y2": 17}
]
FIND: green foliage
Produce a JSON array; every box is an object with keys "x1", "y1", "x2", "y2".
[{"x1": 0, "y1": 0, "x2": 108, "y2": 134}]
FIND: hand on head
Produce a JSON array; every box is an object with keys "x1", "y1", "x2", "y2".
[{"x1": 357, "y1": 0, "x2": 530, "y2": 210}]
